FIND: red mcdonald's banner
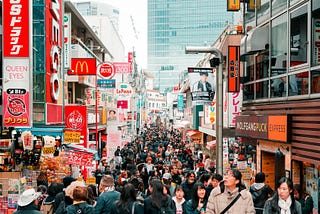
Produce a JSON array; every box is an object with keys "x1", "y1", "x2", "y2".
[{"x1": 68, "y1": 58, "x2": 97, "y2": 75}]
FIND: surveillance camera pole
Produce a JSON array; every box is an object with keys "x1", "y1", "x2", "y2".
[{"x1": 185, "y1": 46, "x2": 224, "y2": 175}]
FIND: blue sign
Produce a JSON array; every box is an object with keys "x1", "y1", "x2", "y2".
[
  {"x1": 97, "y1": 79, "x2": 116, "y2": 88},
  {"x1": 178, "y1": 94, "x2": 184, "y2": 111}
]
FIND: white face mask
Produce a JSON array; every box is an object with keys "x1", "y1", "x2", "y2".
[{"x1": 144, "y1": 150, "x2": 147, "y2": 152}]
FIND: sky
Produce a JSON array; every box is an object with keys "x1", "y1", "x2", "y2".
[{"x1": 106, "y1": 0, "x2": 148, "y2": 69}]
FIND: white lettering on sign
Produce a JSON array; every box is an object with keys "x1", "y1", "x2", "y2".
[
  {"x1": 9, "y1": 0, "x2": 23, "y2": 55},
  {"x1": 50, "y1": 0, "x2": 61, "y2": 101}
]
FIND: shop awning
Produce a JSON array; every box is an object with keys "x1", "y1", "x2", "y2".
[
  {"x1": 240, "y1": 25, "x2": 269, "y2": 56},
  {"x1": 64, "y1": 143, "x2": 97, "y2": 155},
  {"x1": 186, "y1": 130, "x2": 200, "y2": 137}
]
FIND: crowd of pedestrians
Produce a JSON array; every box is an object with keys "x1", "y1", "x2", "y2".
[{"x1": 13, "y1": 123, "x2": 316, "y2": 214}]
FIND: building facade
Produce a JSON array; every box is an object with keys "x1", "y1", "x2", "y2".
[
  {"x1": 147, "y1": 0, "x2": 234, "y2": 92},
  {"x1": 237, "y1": 0, "x2": 320, "y2": 210}
]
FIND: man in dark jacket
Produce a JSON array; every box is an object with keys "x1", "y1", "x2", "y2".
[
  {"x1": 14, "y1": 188, "x2": 42, "y2": 214},
  {"x1": 95, "y1": 175, "x2": 120, "y2": 214}
]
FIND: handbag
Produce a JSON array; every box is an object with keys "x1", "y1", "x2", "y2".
[{"x1": 220, "y1": 193, "x2": 241, "y2": 214}]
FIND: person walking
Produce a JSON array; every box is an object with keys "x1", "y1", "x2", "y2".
[
  {"x1": 181, "y1": 171, "x2": 197, "y2": 201},
  {"x1": 14, "y1": 188, "x2": 42, "y2": 214},
  {"x1": 66, "y1": 186, "x2": 94, "y2": 214},
  {"x1": 206, "y1": 169, "x2": 255, "y2": 214},
  {"x1": 185, "y1": 182, "x2": 208, "y2": 214},
  {"x1": 263, "y1": 177, "x2": 302, "y2": 214},
  {"x1": 110, "y1": 183, "x2": 144, "y2": 214},
  {"x1": 249, "y1": 172, "x2": 274, "y2": 214},
  {"x1": 144, "y1": 179, "x2": 176, "y2": 213},
  {"x1": 95, "y1": 175, "x2": 121, "y2": 214},
  {"x1": 293, "y1": 185, "x2": 314, "y2": 214}
]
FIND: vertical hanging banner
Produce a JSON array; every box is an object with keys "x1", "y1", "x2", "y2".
[
  {"x1": 2, "y1": 0, "x2": 32, "y2": 127},
  {"x1": 228, "y1": 46, "x2": 240, "y2": 92},
  {"x1": 227, "y1": 0, "x2": 240, "y2": 11}
]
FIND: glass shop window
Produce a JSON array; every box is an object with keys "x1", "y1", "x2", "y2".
[
  {"x1": 271, "y1": 14, "x2": 288, "y2": 76},
  {"x1": 311, "y1": 70, "x2": 320, "y2": 94},
  {"x1": 290, "y1": 5, "x2": 308, "y2": 68},
  {"x1": 311, "y1": 1, "x2": 320, "y2": 67}
]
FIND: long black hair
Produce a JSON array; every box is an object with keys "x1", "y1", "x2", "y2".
[
  {"x1": 190, "y1": 182, "x2": 207, "y2": 210},
  {"x1": 115, "y1": 183, "x2": 137, "y2": 212},
  {"x1": 268, "y1": 177, "x2": 299, "y2": 214},
  {"x1": 149, "y1": 179, "x2": 167, "y2": 209}
]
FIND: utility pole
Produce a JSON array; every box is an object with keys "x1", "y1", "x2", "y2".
[{"x1": 185, "y1": 46, "x2": 224, "y2": 174}]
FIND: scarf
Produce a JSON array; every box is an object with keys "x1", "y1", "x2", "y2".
[
  {"x1": 278, "y1": 196, "x2": 292, "y2": 214},
  {"x1": 104, "y1": 186, "x2": 115, "y2": 192}
]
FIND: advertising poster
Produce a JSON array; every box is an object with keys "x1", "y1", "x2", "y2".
[{"x1": 188, "y1": 67, "x2": 216, "y2": 106}]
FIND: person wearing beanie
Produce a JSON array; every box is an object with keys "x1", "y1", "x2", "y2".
[
  {"x1": 14, "y1": 188, "x2": 42, "y2": 214},
  {"x1": 95, "y1": 175, "x2": 120, "y2": 214}
]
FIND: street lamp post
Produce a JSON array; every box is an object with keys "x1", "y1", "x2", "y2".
[{"x1": 185, "y1": 46, "x2": 224, "y2": 174}]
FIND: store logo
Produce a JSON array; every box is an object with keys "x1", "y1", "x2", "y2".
[
  {"x1": 68, "y1": 58, "x2": 96, "y2": 75},
  {"x1": 66, "y1": 110, "x2": 84, "y2": 129}
]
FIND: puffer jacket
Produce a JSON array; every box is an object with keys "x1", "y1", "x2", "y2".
[
  {"x1": 66, "y1": 202, "x2": 94, "y2": 214},
  {"x1": 206, "y1": 186, "x2": 255, "y2": 214}
]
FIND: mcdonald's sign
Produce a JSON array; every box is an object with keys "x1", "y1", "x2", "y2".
[{"x1": 68, "y1": 58, "x2": 97, "y2": 75}]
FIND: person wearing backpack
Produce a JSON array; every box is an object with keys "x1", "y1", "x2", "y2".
[
  {"x1": 249, "y1": 172, "x2": 274, "y2": 214},
  {"x1": 144, "y1": 179, "x2": 176, "y2": 214}
]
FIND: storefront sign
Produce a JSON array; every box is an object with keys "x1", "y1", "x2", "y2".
[
  {"x1": 64, "y1": 13, "x2": 71, "y2": 69},
  {"x1": 113, "y1": 62, "x2": 132, "y2": 74},
  {"x1": 64, "y1": 131, "x2": 81, "y2": 144},
  {"x1": 69, "y1": 58, "x2": 97, "y2": 75},
  {"x1": 116, "y1": 83, "x2": 133, "y2": 97},
  {"x1": 227, "y1": 0, "x2": 240, "y2": 11},
  {"x1": 97, "y1": 79, "x2": 116, "y2": 88},
  {"x1": 228, "y1": 46, "x2": 240, "y2": 92},
  {"x1": 46, "y1": 0, "x2": 63, "y2": 123},
  {"x1": 2, "y1": 0, "x2": 31, "y2": 127},
  {"x1": 68, "y1": 152, "x2": 93, "y2": 167},
  {"x1": 65, "y1": 106, "x2": 87, "y2": 147},
  {"x1": 314, "y1": 19, "x2": 320, "y2": 65},
  {"x1": 235, "y1": 115, "x2": 288, "y2": 142},
  {"x1": 98, "y1": 62, "x2": 115, "y2": 79}
]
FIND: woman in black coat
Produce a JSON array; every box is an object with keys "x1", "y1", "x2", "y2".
[
  {"x1": 144, "y1": 179, "x2": 176, "y2": 214},
  {"x1": 111, "y1": 183, "x2": 144, "y2": 214}
]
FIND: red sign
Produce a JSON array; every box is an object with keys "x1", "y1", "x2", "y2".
[
  {"x1": 228, "y1": 46, "x2": 240, "y2": 92},
  {"x1": 68, "y1": 152, "x2": 93, "y2": 167},
  {"x1": 128, "y1": 52, "x2": 133, "y2": 63},
  {"x1": 45, "y1": 0, "x2": 63, "y2": 123},
  {"x1": 69, "y1": 58, "x2": 97, "y2": 75},
  {"x1": 98, "y1": 63, "x2": 115, "y2": 79},
  {"x1": 3, "y1": 0, "x2": 30, "y2": 57},
  {"x1": 65, "y1": 106, "x2": 87, "y2": 147}
]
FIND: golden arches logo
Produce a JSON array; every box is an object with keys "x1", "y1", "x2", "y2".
[{"x1": 75, "y1": 61, "x2": 89, "y2": 74}]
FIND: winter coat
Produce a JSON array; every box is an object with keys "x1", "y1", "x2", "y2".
[
  {"x1": 249, "y1": 183, "x2": 274, "y2": 214},
  {"x1": 13, "y1": 204, "x2": 43, "y2": 214},
  {"x1": 263, "y1": 196, "x2": 302, "y2": 214},
  {"x1": 206, "y1": 186, "x2": 255, "y2": 214},
  {"x1": 95, "y1": 190, "x2": 120, "y2": 214},
  {"x1": 144, "y1": 195, "x2": 176, "y2": 214},
  {"x1": 110, "y1": 200, "x2": 144, "y2": 214},
  {"x1": 181, "y1": 181, "x2": 195, "y2": 201},
  {"x1": 185, "y1": 199, "x2": 206, "y2": 214},
  {"x1": 298, "y1": 195, "x2": 314, "y2": 214},
  {"x1": 66, "y1": 202, "x2": 94, "y2": 214}
]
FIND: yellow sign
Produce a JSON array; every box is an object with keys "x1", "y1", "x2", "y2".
[
  {"x1": 227, "y1": 0, "x2": 240, "y2": 11},
  {"x1": 249, "y1": 0, "x2": 261, "y2": 11},
  {"x1": 86, "y1": 177, "x2": 96, "y2": 185},
  {"x1": 64, "y1": 131, "x2": 81, "y2": 143},
  {"x1": 42, "y1": 146, "x2": 55, "y2": 155}
]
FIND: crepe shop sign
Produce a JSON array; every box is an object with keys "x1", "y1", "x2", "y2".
[
  {"x1": 115, "y1": 83, "x2": 132, "y2": 97},
  {"x1": 67, "y1": 152, "x2": 93, "y2": 167}
]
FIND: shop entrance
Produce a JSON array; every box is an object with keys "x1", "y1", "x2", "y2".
[{"x1": 261, "y1": 151, "x2": 285, "y2": 190}]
